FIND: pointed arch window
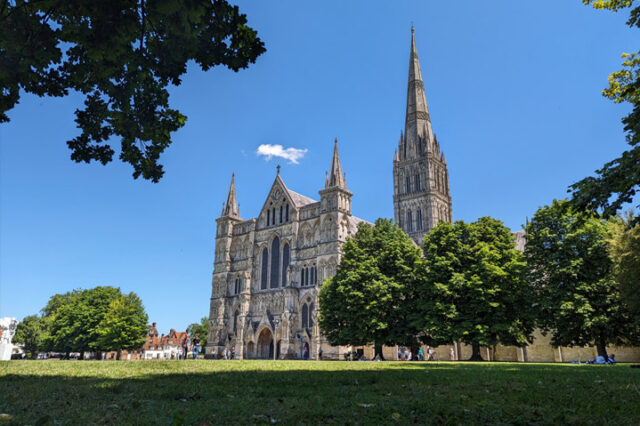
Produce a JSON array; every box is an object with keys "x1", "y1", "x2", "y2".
[
  {"x1": 270, "y1": 237, "x2": 280, "y2": 289},
  {"x1": 261, "y1": 248, "x2": 268, "y2": 290},
  {"x1": 282, "y1": 243, "x2": 290, "y2": 286},
  {"x1": 267, "y1": 210, "x2": 270, "y2": 227},
  {"x1": 233, "y1": 310, "x2": 239, "y2": 335},
  {"x1": 309, "y1": 303, "x2": 314, "y2": 328},
  {"x1": 415, "y1": 174, "x2": 421, "y2": 191},
  {"x1": 417, "y1": 209, "x2": 423, "y2": 231},
  {"x1": 280, "y1": 205, "x2": 283, "y2": 223},
  {"x1": 285, "y1": 204, "x2": 289, "y2": 222},
  {"x1": 407, "y1": 211, "x2": 413, "y2": 232},
  {"x1": 302, "y1": 303, "x2": 309, "y2": 328},
  {"x1": 405, "y1": 175, "x2": 411, "y2": 193}
]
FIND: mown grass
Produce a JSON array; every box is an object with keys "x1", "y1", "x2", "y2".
[{"x1": 0, "y1": 360, "x2": 639, "y2": 425}]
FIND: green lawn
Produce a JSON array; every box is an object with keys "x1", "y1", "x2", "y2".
[{"x1": 0, "y1": 360, "x2": 639, "y2": 425}]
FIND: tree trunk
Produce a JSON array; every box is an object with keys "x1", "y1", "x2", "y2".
[
  {"x1": 116, "y1": 350, "x2": 122, "y2": 361},
  {"x1": 374, "y1": 343, "x2": 385, "y2": 361},
  {"x1": 468, "y1": 342, "x2": 484, "y2": 361},
  {"x1": 596, "y1": 339, "x2": 608, "y2": 360}
]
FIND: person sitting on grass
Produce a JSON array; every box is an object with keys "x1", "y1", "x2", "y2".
[{"x1": 608, "y1": 354, "x2": 616, "y2": 365}]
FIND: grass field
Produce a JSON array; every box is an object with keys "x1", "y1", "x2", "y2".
[{"x1": 0, "y1": 360, "x2": 639, "y2": 425}]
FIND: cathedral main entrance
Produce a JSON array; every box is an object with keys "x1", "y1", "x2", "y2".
[{"x1": 257, "y1": 328, "x2": 274, "y2": 359}]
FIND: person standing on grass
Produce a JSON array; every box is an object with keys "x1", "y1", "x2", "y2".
[
  {"x1": 319, "y1": 348, "x2": 323, "y2": 360},
  {"x1": 192, "y1": 334, "x2": 201, "y2": 360},
  {"x1": 418, "y1": 348, "x2": 424, "y2": 361},
  {"x1": 449, "y1": 348, "x2": 455, "y2": 361},
  {"x1": 181, "y1": 335, "x2": 190, "y2": 360},
  {"x1": 398, "y1": 348, "x2": 402, "y2": 360}
]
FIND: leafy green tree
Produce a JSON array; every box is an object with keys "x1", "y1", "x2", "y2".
[
  {"x1": 96, "y1": 293, "x2": 148, "y2": 359},
  {"x1": 415, "y1": 217, "x2": 534, "y2": 361},
  {"x1": 319, "y1": 219, "x2": 421, "y2": 359},
  {"x1": 525, "y1": 200, "x2": 638, "y2": 358},
  {"x1": 13, "y1": 315, "x2": 45, "y2": 359},
  {"x1": 187, "y1": 317, "x2": 209, "y2": 348},
  {"x1": 569, "y1": 1, "x2": 640, "y2": 218},
  {"x1": 608, "y1": 210, "x2": 640, "y2": 319},
  {"x1": 43, "y1": 286, "x2": 122, "y2": 356},
  {"x1": 1, "y1": 0, "x2": 265, "y2": 181}
]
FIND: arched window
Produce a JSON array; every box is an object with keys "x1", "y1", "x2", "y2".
[
  {"x1": 309, "y1": 303, "x2": 314, "y2": 328},
  {"x1": 405, "y1": 175, "x2": 411, "y2": 193},
  {"x1": 233, "y1": 310, "x2": 239, "y2": 335},
  {"x1": 272, "y1": 208, "x2": 276, "y2": 225},
  {"x1": 270, "y1": 237, "x2": 280, "y2": 289},
  {"x1": 285, "y1": 204, "x2": 289, "y2": 222},
  {"x1": 266, "y1": 210, "x2": 270, "y2": 227},
  {"x1": 261, "y1": 248, "x2": 268, "y2": 290},
  {"x1": 407, "y1": 211, "x2": 413, "y2": 232},
  {"x1": 300, "y1": 269, "x2": 305, "y2": 286},
  {"x1": 302, "y1": 304, "x2": 309, "y2": 328},
  {"x1": 415, "y1": 174, "x2": 421, "y2": 191},
  {"x1": 279, "y1": 205, "x2": 283, "y2": 223},
  {"x1": 282, "y1": 243, "x2": 290, "y2": 286},
  {"x1": 417, "y1": 209, "x2": 423, "y2": 231},
  {"x1": 305, "y1": 268, "x2": 309, "y2": 286}
]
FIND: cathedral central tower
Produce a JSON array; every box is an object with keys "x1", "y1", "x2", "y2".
[{"x1": 393, "y1": 27, "x2": 452, "y2": 244}]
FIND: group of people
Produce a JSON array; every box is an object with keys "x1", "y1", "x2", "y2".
[
  {"x1": 180, "y1": 334, "x2": 201, "y2": 360},
  {"x1": 398, "y1": 346, "x2": 453, "y2": 361},
  {"x1": 587, "y1": 354, "x2": 616, "y2": 365}
]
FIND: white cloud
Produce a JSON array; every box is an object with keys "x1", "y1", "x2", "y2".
[{"x1": 256, "y1": 144, "x2": 308, "y2": 164}]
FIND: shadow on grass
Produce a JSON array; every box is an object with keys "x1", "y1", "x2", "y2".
[{"x1": 0, "y1": 362, "x2": 638, "y2": 425}]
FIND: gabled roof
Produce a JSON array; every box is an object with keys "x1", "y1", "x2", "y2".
[{"x1": 287, "y1": 188, "x2": 317, "y2": 208}]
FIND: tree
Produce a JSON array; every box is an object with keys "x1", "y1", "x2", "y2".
[
  {"x1": 96, "y1": 293, "x2": 148, "y2": 359},
  {"x1": 415, "y1": 217, "x2": 534, "y2": 361},
  {"x1": 187, "y1": 316, "x2": 209, "y2": 348},
  {"x1": 1, "y1": 0, "x2": 265, "y2": 181},
  {"x1": 319, "y1": 219, "x2": 422, "y2": 359},
  {"x1": 525, "y1": 199, "x2": 638, "y2": 359},
  {"x1": 43, "y1": 286, "x2": 122, "y2": 356},
  {"x1": 13, "y1": 315, "x2": 45, "y2": 359},
  {"x1": 608, "y1": 210, "x2": 640, "y2": 319},
  {"x1": 569, "y1": 1, "x2": 640, "y2": 219}
]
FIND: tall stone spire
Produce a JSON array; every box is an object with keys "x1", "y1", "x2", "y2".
[
  {"x1": 325, "y1": 138, "x2": 347, "y2": 189},
  {"x1": 404, "y1": 26, "x2": 434, "y2": 159},
  {"x1": 221, "y1": 173, "x2": 240, "y2": 218},
  {"x1": 393, "y1": 26, "x2": 452, "y2": 244}
]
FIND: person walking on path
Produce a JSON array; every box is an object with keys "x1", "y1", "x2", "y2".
[{"x1": 192, "y1": 334, "x2": 201, "y2": 360}]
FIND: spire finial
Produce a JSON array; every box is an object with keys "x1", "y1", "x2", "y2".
[
  {"x1": 326, "y1": 138, "x2": 346, "y2": 189},
  {"x1": 222, "y1": 172, "x2": 239, "y2": 218},
  {"x1": 276, "y1": 164, "x2": 281, "y2": 175}
]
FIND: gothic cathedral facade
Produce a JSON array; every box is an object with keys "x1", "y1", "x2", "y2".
[{"x1": 206, "y1": 28, "x2": 447, "y2": 359}]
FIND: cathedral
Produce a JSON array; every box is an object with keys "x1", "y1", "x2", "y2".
[{"x1": 206, "y1": 28, "x2": 450, "y2": 359}]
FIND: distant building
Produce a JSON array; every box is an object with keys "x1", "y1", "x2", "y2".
[{"x1": 143, "y1": 322, "x2": 189, "y2": 360}]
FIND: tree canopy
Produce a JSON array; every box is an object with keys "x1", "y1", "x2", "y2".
[
  {"x1": 608, "y1": 210, "x2": 640, "y2": 320},
  {"x1": 13, "y1": 315, "x2": 45, "y2": 359},
  {"x1": 318, "y1": 218, "x2": 421, "y2": 359},
  {"x1": 96, "y1": 293, "x2": 148, "y2": 357},
  {"x1": 415, "y1": 217, "x2": 534, "y2": 361},
  {"x1": 42, "y1": 286, "x2": 148, "y2": 356},
  {"x1": 525, "y1": 199, "x2": 639, "y2": 358},
  {"x1": 1, "y1": 0, "x2": 265, "y2": 181},
  {"x1": 569, "y1": 1, "x2": 640, "y2": 218}
]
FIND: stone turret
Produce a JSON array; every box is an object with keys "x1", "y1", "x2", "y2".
[{"x1": 319, "y1": 138, "x2": 352, "y2": 215}]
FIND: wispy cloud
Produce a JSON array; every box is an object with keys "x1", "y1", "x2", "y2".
[{"x1": 256, "y1": 144, "x2": 308, "y2": 164}]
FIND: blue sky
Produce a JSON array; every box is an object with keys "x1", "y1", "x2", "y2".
[{"x1": 1, "y1": 1, "x2": 636, "y2": 332}]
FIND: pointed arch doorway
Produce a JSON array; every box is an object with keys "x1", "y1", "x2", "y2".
[{"x1": 257, "y1": 328, "x2": 274, "y2": 359}]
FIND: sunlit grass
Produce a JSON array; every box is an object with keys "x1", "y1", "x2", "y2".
[{"x1": 0, "y1": 360, "x2": 638, "y2": 424}]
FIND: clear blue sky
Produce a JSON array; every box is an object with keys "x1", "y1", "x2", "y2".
[{"x1": 1, "y1": 1, "x2": 636, "y2": 332}]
